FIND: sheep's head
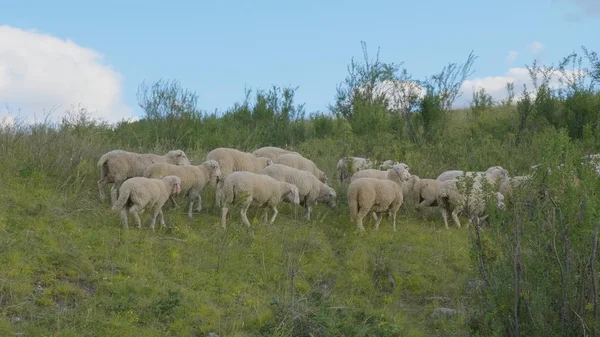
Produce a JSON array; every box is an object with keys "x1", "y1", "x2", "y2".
[
  {"x1": 164, "y1": 175, "x2": 182, "y2": 195},
  {"x1": 204, "y1": 160, "x2": 222, "y2": 179},
  {"x1": 392, "y1": 163, "x2": 411, "y2": 182},
  {"x1": 170, "y1": 150, "x2": 192, "y2": 165},
  {"x1": 319, "y1": 186, "x2": 337, "y2": 208},
  {"x1": 282, "y1": 183, "x2": 300, "y2": 205},
  {"x1": 259, "y1": 157, "x2": 273, "y2": 168}
]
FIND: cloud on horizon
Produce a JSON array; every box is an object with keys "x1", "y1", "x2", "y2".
[{"x1": 0, "y1": 25, "x2": 134, "y2": 124}]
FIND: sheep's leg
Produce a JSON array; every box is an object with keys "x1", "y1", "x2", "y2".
[
  {"x1": 221, "y1": 207, "x2": 229, "y2": 229},
  {"x1": 269, "y1": 206, "x2": 278, "y2": 224},
  {"x1": 120, "y1": 209, "x2": 128, "y2": 230},
  {"x1": 158, "y1": 209, "x2": 166, "y2": 228},
  {"x1": 356, "y1": 207, "x2": 370, "y2": 231},
  {"x1": 215, "y1": 181, "x2": 224, "y2": 207},
  {"x1": 371, "y1": 212, "x2": 378, "y2": 222},
  {"x1": 129, "y1": 205, "x2": 142, "y2": 229},
  {"x1": 451, "y1": 209, "x2": 461, "y2": 228},
  {"x1": 440, "y1": 208, "x2": 450, "y2": 230},
  {"x1": 195, "y1": 194, "x2": 202, "y2": 212},
  {"x1": 392, "y1": 211, "x2": 397, "y2": 232},
  {"x1": 305, "y1": 205, "x2": 312, "y2": 221},
  {"x1": 374, "y1": 212, "x2": 383, "y2": 230},
  {"x1": 240, "y1": 197, "x2": 252, "y2": 227},
  {"x1": 416, "y1": 198, "x2": 435, "y2": 211},
  {"x1": 261, "y1": 209, "x2": 269, "y2": 223},
  {"x1": 187, "y1": 191, "x2": 199, "y2": 218},
  {"x1": 150, "y1": 207, "x2": 161, "y2": 232},
  {"x1": 170, "y1": 196, "x2": 179, "y2": 208},
  {"x1": 110, "y1": 185, "x2": 119, "y2": 208}
]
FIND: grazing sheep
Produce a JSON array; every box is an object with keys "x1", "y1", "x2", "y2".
[
  {"x1": 97, "y1": 149, "x2": 191, "y2": 206},
  {"x1": 436, "y1": 177, "x2": 506, "y2": 230},
  {"x1": 275, "y1": 153, "x2": 328, "y2": 184},
  {"x1": 350, "y1": 163, "x2": 411, "y2": 186},
  {"x1": 112, "y1": 175, "x2": 182, "y2": 231},
  {"x1": 143, "y1": 160, "x2": 222, "y2": 218},
  {"x1": 436, "y1": 166, "x2": 509, "y2": 186},
  {"x1": 336, "y1": 156, "x2": 374, "y2": 183},
  {"x1": 220, "y1": 171, "x2": 301, "y2": 229},
  {"x1": 260, "y1": 164, "x2": 337, "y2": 220},
  {"x1": 205, "y1": 147, "x2": 274, "y2": 207},
  {"x1": 413, "y1": 178, "x2": 442, "y2": 211},
  {"x1": 378, "y1": 160, "x2": 400, "y2": 170},
  {"x1": 252, "y1": 146, "x2": 302, "y2": 161},
  {"x1": 347, "y1": 177, "x2": 404, "y2": 231}
]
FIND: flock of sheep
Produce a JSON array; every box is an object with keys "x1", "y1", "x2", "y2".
[{"x1": 95, "y1": 145, "x2": 600, "y2": 232}]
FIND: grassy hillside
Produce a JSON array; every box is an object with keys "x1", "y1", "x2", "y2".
[{"x1": 1, "y1": 45, "x2": 600, "y2": 336}]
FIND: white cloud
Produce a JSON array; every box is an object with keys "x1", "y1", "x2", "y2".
[
  {"x1": 456, "y1": 67, "x2": 584, "y2": 108},
  {"x1": 528, "y1": 41, "x2": 545, "y2": 55},
  {"x1": 506, "y1": 51, "x2": 519, "y2": 63},
  {"x1": 0, "y1": 25, "x2": 134, "y2": 124}
]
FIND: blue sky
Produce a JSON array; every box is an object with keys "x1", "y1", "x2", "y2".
[{"x1": 1, "y1": 0, "x2": 599, "y2": 122}]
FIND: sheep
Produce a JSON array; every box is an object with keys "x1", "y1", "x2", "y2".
[
  {"x1": 97, "y1": 149, "x2": 191, "y2": 206},
  {"x1": 252, "y1": 146, "x2": 302, "y2": 161},
  {"x1": 413, "y1": 178, "x2": 442, "y2": 211},
  {"x1": 220, "y1": 171, "x2": 300, "y2": 229},
  {"x1": 378, "y1": 160, "x2": 400, "y2": 170},
  {"x1": 111, "y1": 175, "x2": 182, "y2": 231},
  {"x1": 260, "y1": 164, "x2": 337, "y2": 220},
  {"x1": 436, "y1": 176, "x2": 506, "y2": 230},
  {"x1": 350, "y1": 163, "x2": 411, "y2": 186},
  {"x1": 143, "y1": 159, "x2": 222, "y2": 218},
  {"x1": 436, "y1": 166, "x2": 509, "y2": 186},
  {"x1": 275, "y1": 153, "x2": 328, "y2": 184},
  {"x1": 347, "y1": 177, "x2": 404, "y2": 231},
  {"x1": 336, "y1": 156, "x2": 374, "y2": 183},
  {"x1": 205, "y1": 147, "x2": 274, "y2": 207}
]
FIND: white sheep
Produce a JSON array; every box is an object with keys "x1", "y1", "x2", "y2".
[
  {"x1": 205, "y1": 147, "x2": 274, "y2": 207},
  {"x1": 143, "y1": 159, "x2": 222, "y2": 218},
  {"x1": 499, "y1": 175, "x2": 531, "y2": 200},
  {"x1": 112, "y1": 175, "x2": 182, "y2": 231},
  {"x1": 436, "y1": 176, "x2": 506, "y2": 230},
  {"x1": 252, "y1": 146, "x2": 302, "y2": 161},
  {"x1": 260, "y1": 164, "x2": 337, "y2": 220},
  {"x1": 220, "y1": 171, "x2": 301, "y2": 229},
  {"x1": 275, "y1": 153, "x2": 328, "y2": 184},
  {"x1": 436, "y1": 166, "x2": 509, "y2": 186},
  {"x1": 402, "y1": 174, "x2": 420, "y2": 205},
  {"x1": 97, "y1": 149, "x2": 191, "y2": 206},
  {"x1": 347, "y1": 177, "x2": 404, "y2": 231},
  {"x1": 350, "y1": 163, "x2": 411, "y2": 185},
  {"x1": 336, "y1": 156, "x2": 374, "y2": 183}
]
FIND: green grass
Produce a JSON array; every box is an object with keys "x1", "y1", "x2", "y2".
[{"x1": 0, "y1": 167, "x2": 475, "y2": 336}]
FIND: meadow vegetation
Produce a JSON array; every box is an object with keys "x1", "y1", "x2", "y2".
[{"x1": 1, "y1": 42, "x2": 600, "y2": 336}]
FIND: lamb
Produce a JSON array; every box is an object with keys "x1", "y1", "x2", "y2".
[
  {"x1": 220, "y1": 171, "x2": 300, "y2": 229},
  {"x1": 111, "y1": 175, "x2": 182, "y2": 231},
  {"x1": 347, "y1": 177, "x2": 404, "y2": 231},
  {"x1": 350, "y1": 163, "x2": 411, "y2": 186},
  {"x1": 336, "y1": 156, "x2": 374, "y2": 183},
  {"x1": 413, "y1": 178, "x2": 442, "y2": 211},
  {"x1": 275, "y1": 153, "x2": 328, "y2": 184},
  {"x1": 97, "y1": 149, "x2": 191, "y2": 206},
  {"x1": 436, "y1": 166, "x2": 509, "y2": 186},
  {"x1": 260, "y1": 164, "x2": 337, "y2": 220},
  {"x1": 436, "y1": 176, "x2": 506, "y2": 230},
  {"x1": 205, "y1": 147, "x2": 274, "y2": 207},
  {"x1": 143, "y1": 159, "x2": 222, "y2": 218},
  {"x1": 252, "y1": 146, "x2": 302, "y2": 161}
]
